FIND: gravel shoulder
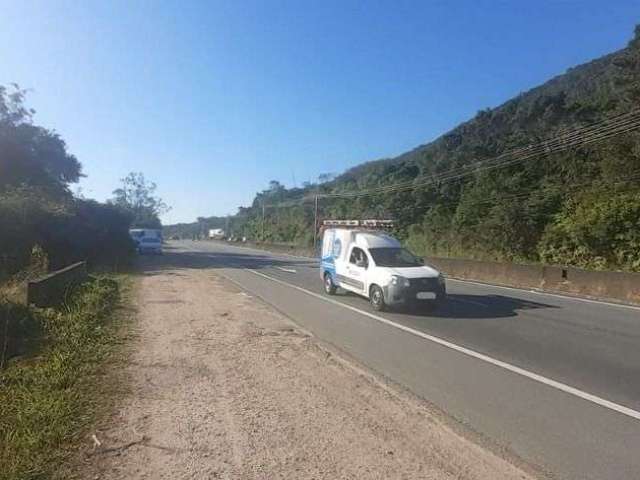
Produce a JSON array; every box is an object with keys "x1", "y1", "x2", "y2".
[{"x1": 88, "y1": 264, "x2": 534, "y2": 479}]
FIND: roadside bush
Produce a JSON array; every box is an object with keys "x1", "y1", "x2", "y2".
[
  {"x1": 538, "y1": 190, "x2": 640, "y2": 270},
  {"x1": 0, "y1": 276, "x2": 124, "y2": 480},
  {"x1": 0, "y1": 186, "x2": 68, "y2": 276},
  {"x1": 43, "y1": 199, "x2": 136, "y2": 271},
  {"x1": 0, "y1": 187, "x2": 135, "y2": 276}
]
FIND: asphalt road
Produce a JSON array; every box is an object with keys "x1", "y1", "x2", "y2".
[{"x1": 157, "y1": 240, "x2": 640, "y2": 480}]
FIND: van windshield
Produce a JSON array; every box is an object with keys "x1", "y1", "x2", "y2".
[{"x1": 368, "y1": 248, "x2": 422, "y2": 268}]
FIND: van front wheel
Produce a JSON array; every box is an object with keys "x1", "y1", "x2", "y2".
[
  {"x1": 370, "y1": 285, "x2": 386, "y2": 312},
  {"x1": 324, "y1": 273, "x2": 337, "y2": 295}
]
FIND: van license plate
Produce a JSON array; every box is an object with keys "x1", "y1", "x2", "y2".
[{"x1": 416, "y1": 292, "x2": 436, "y2": 300}]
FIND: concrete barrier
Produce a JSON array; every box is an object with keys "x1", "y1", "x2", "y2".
[
  {"x1": 426, "y1": 257, "x2": 544, "y2": 290},
  {"x1": 26, "y1": 262, "x2": 88, "y2": 308},
  {"x1": 427, "y1": 257, "x2": 640, "y2": 305},
  {"x1": 542, "y1": 265, "x2": 640, "y2": 304}
]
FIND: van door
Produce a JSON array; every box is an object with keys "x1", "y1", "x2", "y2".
[
  {"x1": 339, "y1": 245, "x2": 369, "y2": 294},
  {"x1": 320, "y1": 229, "x2": 337, "y2": 281}
]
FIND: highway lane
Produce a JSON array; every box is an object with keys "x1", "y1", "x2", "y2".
[
  {"x1": 162, "y1": 240, "x2": 640, "y2": 479},
  {"x1": 174, "y1": 240, "x2": 640, "y2": 411}
]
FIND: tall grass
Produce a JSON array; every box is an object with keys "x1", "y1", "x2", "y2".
[{"x1": 0, "y1": 276, "x2": 128, "y2": 480}]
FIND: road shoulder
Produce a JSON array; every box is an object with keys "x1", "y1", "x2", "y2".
[{"x1": 85, "y1": 264, "x2": 536, "y2": 479}]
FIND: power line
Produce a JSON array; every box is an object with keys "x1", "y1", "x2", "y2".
[
  {"x1": 317, "y1": 109, "x2": 640, "y2": 199},
  {"x1": 320, "y1": 123, "x2": 640, "y2": 198},
  {"x1": 258, "y1": 108, "x2": 640, "y2": 210},
  {"x1": 262, "y1": 198, "x2": 309, "y2": 209},
  {"x1": 383, "y1": 172, "x2": 640, "y2": 214}
]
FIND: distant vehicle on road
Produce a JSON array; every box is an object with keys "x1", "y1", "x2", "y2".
[
  {"x1": 320, "y1": 220, "x2": 446, "y2": 311},
  {"x1": 137, "y1": 236, "x2": 163, "y2": 255},
  {"x1": 129, "y1": 228, "x2": 163, "y2": 254},
  {"x1": 129, "y1": 228, "x2": 161, "y2": 241},
  {"x1": 208, "y1": 228, "x2": 225, "y2": 240}
]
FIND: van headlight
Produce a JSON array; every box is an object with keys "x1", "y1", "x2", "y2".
[{"x1": 391, "y1": 275, "x2": 411, "y2": 288}]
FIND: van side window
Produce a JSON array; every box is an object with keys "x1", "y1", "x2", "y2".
[{"x1": 349, "y1": 247, "x2": 368, "y2": 268}]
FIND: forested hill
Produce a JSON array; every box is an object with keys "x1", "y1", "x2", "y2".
[
  {"x1": 331, "y1": 26, "x2": 639, "y2": 194},
  {"x1": 180, "y1": 26, "x2": 640, "y2": 271},
  {"x1": 346, "y1": 66, "x2": 632, "y2": 178},
  {"x1": 163, "y1": 216, "x2": 229, "y2": 239}
]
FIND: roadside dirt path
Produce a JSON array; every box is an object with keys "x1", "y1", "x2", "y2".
[{"x1": 89, "y1": 264, "x2": 533, "y2": 479}]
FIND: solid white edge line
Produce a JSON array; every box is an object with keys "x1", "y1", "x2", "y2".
[
  {"x1": 276, "y1": 267, "x2": 297, "y2": 273},
  {"x1": 246, "y1": 268, "x2": 640, "y2": 421}
]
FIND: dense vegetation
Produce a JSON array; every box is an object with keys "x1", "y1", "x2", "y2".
[
  {"x1": 192, "y1": 27, "x2": 640, "y2": 271},
  {"x1": 0, "y1": 86, "x2": 171, "y2": 278},
  {"x1": 0, "y1": 86, "x2": 138, "y2": 277}
]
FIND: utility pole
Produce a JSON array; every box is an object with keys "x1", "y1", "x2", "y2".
[
  {"x1": 261, "y1": 202, "x2": 266, "y2": 242},
  {"x1": 313, "y1": 195, "x2": 319, "y2": 252}
]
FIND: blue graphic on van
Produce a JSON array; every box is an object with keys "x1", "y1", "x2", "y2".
[
  {"x1": 320, "y1": 255, "x2": 337, "y2": 284},
  {"x1": 332, "y1": 238, "x2": 342, "y2": 257}
]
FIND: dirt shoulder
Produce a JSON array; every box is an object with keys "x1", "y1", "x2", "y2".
[{"x1": 87, "y1": 265, "x2": 533, "y2": 479}]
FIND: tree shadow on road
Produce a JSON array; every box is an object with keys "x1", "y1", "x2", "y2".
[{"x1": 137, "y1": 248, "x2": 316, "y2": 275}]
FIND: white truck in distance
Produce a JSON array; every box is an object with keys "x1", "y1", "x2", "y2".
[
  {"x1": 320, "y1": 220, "x2": 446, "y2": 311},
  {"x1": 208, "y1": 228, "x2": 225, "y2": 240}
]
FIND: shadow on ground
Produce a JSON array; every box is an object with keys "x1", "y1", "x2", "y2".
[
  {"x1": 333, "y1": 288, "x2": 556, "y2": 320},
  {"x1": 405, "y1": 294, "x2": 556, "y2": 319},
  {"x1": 138, "y1": 248, "x2": 315, "y2": 274}
]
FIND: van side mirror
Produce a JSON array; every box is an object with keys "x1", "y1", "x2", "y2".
[{"x1": 419, "y1": 257, "x2": 425, "y2": 265}]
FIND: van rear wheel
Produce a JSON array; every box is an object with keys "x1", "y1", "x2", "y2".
[
  {"x1": 324, "y1": 273, "x2": 337, "y2": 295},
  {"x1": 370, "y1": 285, "x2": 386, "y2": 312}
]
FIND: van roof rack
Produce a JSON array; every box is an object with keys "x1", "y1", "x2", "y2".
[{"x1": 322, "y1": 219, "x2": 394, "y2": 229}]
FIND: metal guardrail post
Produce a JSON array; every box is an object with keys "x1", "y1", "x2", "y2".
[
  {"x1": 313, "y1": 195, "x2": 318, "y2": 252},
  {"x1": 261, "y1": 202, "x2": 265, "y2": 241}
]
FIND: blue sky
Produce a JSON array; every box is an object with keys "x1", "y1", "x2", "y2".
[{"x1": 1, "y1": 1, "x2": 638, "y2": 223}]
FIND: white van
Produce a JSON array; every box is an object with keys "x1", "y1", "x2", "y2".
[
  {"x1": 129, "y1": 229, "x2": 163, "y2": 255},
  {"x1": 320, "y1": 221, "x2": 446, "y2": 311}
]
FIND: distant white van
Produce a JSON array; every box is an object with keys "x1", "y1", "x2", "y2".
[
  {"x1": 129, "y1": 229, "x2": 163, "y2": 255},
  {"x1": 320, "y1": 221, "x2": 446, "y2": 311},
  {"x1": 208, "y1": 228, "x2": 225, "y2": 240}
]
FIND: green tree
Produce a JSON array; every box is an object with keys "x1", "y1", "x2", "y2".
[
  {"x1": 111, "y1": 172, "x2": 169, "y2": 229},
  {"x1": 538, "y1": 190, "x2": 640, "y2": 270},
  {"x1": 0, "y1": 84, "x2": 82, "y2": 196},
  {"x1": 0, "y1": 84, "x2": 135, "y2": 275}
]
